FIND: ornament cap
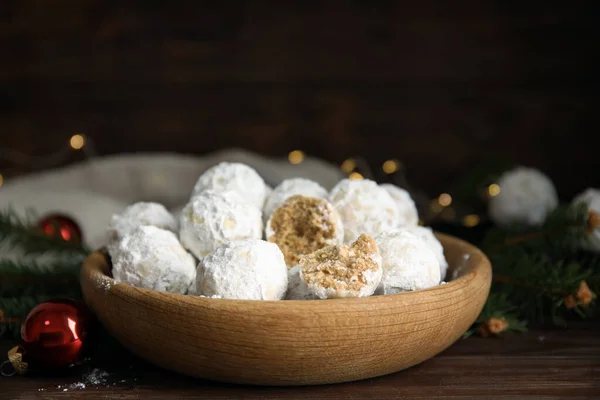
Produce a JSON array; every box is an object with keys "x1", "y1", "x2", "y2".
[{"x1": 2, "y1": 346, "x2": 28, "y2": 376}]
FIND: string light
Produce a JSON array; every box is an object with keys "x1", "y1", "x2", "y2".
[
  {"x1": 349, "y1": 172, "x2": 364, "y2": 180},
  {"x1": 288, "y1": 150, "x2": 305, "y2": 165},
  {"x1": 382, "y1": 159, "x2": 400, "y2": 174},
  {"x1": 1, "y1": 134, "x2": 95, "y2": 178},
  {"x1": 438, "y1": 193, "x2": 452, "y2": 207},
  {"x1": 69, "y1": 134, "x2": 85, "y2": 150},
  {"x1": 487, "y1": 183, "x2": 501, "y2": 197},
  {"x1": 341, "y1": 158, "x2": 356, "y2": 173},
  {"x1": 463, "y1": 214, "x2": 480, "y2": 227}
]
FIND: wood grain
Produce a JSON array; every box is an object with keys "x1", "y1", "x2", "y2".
[
  {"x1": 79, "y1": 233, "x2": 491, "y2": 386},
  {"x1": 1, "y1": 322, "x2": 598, "y2": 399}
]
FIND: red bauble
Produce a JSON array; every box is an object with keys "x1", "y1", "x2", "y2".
[
  {"x1": 38, "y1": 214, "x2": 82, "y2": 243},
  {"x1": 20, "y1": 299, "x2": 89, "y2": 370}
]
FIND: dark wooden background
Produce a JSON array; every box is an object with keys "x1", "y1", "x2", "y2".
[{"x1": 0, "y1": 1, "x2": 597, "y2": 199}]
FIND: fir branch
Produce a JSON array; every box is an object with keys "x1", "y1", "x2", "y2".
[
  {"x1": 0, "y1": 209, "x2": 89, "y2": 255},
  {"x1": 473, "y1": 202, "x2": 598, "y2": 331},
  {"x1": 0, "y1": 256, "x2": 84, "y2": 277},
  {"x1": 489, "y1": 255, "x2": 594, "y2": 324},
  {"x1": 437, "y1": 163, "x2": 598, "y2": 335},
  {"x1": 464, "y1": 293, "x2": 527, "y2": 337},
  {"x1": 0, "y1": 257, "x2": 82, "y2": 298},
  {"x1": 492, "y1": 274, "x2": 569, "y2": 297},
  {"x1": 0, "y1": 208, "x2": 89, "y2": 338},
  {"x1": 483, "y1": 203, "x2": 589, "y2": 253},
  {"x1": 443, "y1": 161, "x2": 600, "y2": 337}
]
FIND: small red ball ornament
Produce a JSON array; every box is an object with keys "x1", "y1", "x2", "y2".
[
  {"x1": 3, "y1": 299, "x2": 89, "y2": 375},
  {"x1": 38, "y1": 214, "x2": 83, "y2": 243}
]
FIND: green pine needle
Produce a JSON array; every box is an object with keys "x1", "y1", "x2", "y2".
[
  {"x1": 0, "y1": 258, "x2": 82, "y2": 297},
  {"x1": 0, "y1": 208, "x2": 88, "y2": 338},
  {"x1": 471, "y1": 202, "x2": 599, "y2": 334},
  {"x1": 0, "y1": 209, "x2": 89, "y2": 255}
]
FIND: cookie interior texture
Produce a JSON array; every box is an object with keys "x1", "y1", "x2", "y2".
[
  {"x1": 300, "y1": 234, "x2": 379, "y2": 292},
  {"x1": 268, "y1": 195, "x2": 338, "y2": 267}
]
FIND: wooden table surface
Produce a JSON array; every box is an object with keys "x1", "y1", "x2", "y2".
[{"x1": 1, "y1": 322, "x2": 599, "y2": 399}]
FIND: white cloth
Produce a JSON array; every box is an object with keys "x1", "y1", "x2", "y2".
[{"x1": 0, "y1": 148, "x2": 344, "y2": 249}]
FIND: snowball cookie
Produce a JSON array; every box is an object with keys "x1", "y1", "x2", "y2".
[
  {"x1": 179, "y1": 190, "x2": 262, "y2": 259},
  {"x1": 404, "y1": 225, "x2": 448, "y2": 281},
  {"x1": 266, "y1": 195, "x2": 344, "y2": 267},
  {"x1": 263, "y1": 184, "x2": 273, "y2": 208},
  {"x1": 197, "y1": 239, "x2": 288, "y2": 300},
  {"x1": 169, "y1": 204, "x2": 187, "y2": 225},
  {"x1": 329, "y1": 179, "x2": 399, "y2": 242},
  {"x1": 374, "y1": 229, "x2": 440, "y2": 295},
  {"x1": 572, "y1": 188, "x2": 600, "y2": 252},
  {"x1": 380, "y1": 184, "x2": 419, "y2": 227},
  {"x1": 190, "y1": 162, "x2": 267, "y2": 209},
  {"x1": 107, "y1": 202, "x2": 178, "y2": 246},
  {"x1": 262, "y1": 178, "x2": 328, "y2": 221},
  {"x1": 285, "y1": 265, "x2": 318, "y2": 300},
  {"x1": 299, "y1": 234, "x2": 382, "y2": 299},
  {"x1": 111, "y1": 225, "x2": 196, "y2": 294},
  {"x1": 489, "y1": 167, "x2": 558, "y2": 227}
]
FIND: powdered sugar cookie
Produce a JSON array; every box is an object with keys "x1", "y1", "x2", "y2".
[
  {"x1": 107, "y1": 202, "x2": 177, "y2": 247},
  {"x1": 404, "y1": 225, "x2": 448, "y2": 281},
  {"x1": 266, "y1": 195, "x2": 344, "y2": 267},
  {"x1": 179, "y1": 190, "x2": 262, "y2": 259},
  {"x1": 285, "y1": 265, "x2": 317, "y2": 300},
  {"x1": 197, "y1": 239, "x2": 288, "y2": 300},
  {"x1": 190, "y1": 162, "x2": 267, "y2": 209},
  {"x1": 263, "y1": 178, "x2": 328, "y2": 221},
  {"x1": 299, "y1": 234, "x2": 382, "y2": 299},
  {"x1": 110, "y1": 225, "x2": 196, "y2": 294},
  {"x1": 380, "y1": 184, "x2": 419, "y2": 227},
  {"x1": 329, "y1": 179, "x2": 399, "y2": 242},
  {"x1": 374, "y1": 229, "x2": 440, "y2": 294}
]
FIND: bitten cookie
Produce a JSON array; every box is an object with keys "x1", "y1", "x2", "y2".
[
  {"x1": 110, "y1": 225, "x2": 196, "y2": 294},
  {"x1": 262, "y1": 178, "x2": 328, "y2": 221},
  {"x1": 266, "y1": 195, "x2": 344, "y2": 267},
  {"x1": 190, "y1": 162, "x2": 267, "y2": 209},
  {"x1": 179, "y1": 190, "x2": 262, "y2": 259},
  {"x1": 197, "y1": 239, "x2": 288, "y2": 300},
  {"x1": 299, "y1": 234, "x2": 382, "y2": 299},
  {"x1": 329, "y1": 179, "x2": 399, "y2": 242}
]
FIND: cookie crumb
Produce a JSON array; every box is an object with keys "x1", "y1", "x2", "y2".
[
  {"x1": 300, "y1": 234, "x2": 382, "y2": 299},
  {"x1": 266, "y1": 195, "x2": 343, "y2": 267}
]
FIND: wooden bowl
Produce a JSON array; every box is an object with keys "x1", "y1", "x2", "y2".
[{"x1": 80, "y1": 233, "x2": 491, "y2": 386}]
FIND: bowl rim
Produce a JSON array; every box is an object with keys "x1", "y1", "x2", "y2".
[{"x1": 81, "y1": 231, "x2": 491, "y2": 307}]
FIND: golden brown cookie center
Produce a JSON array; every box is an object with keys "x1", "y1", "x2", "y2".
[
  {"x1": 267, "y1": 195, "x2": 341, "y2": 267},
  {"x1": 300, "y1": 234, "x2": 380, "y2": 292}
]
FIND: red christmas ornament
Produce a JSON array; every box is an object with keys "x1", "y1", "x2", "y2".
[
  {"x1": 38, "y1": 214, "x2": 83, "y2": 243},
  {"x1": 3, "y1": 299, "x2": 89, "y2": 375}
]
